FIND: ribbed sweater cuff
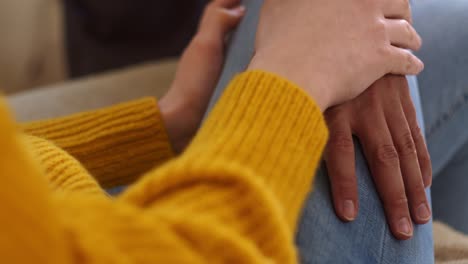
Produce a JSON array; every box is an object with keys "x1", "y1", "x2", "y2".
[
  {"x1": 187, "y1": 70, "x2": 329, "y2": 228},
  {"x1": 22, "y1": 98, "x2": 175, "y2": 188}
]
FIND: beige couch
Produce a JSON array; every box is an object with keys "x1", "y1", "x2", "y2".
[{"x1": 9, "y1": 60, "x2": 177, "y2": 121}]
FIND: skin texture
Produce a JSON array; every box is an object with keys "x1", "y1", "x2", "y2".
[
  {"x1": 160, "y1": 0, "x2": 424, "y2": 151},
  {"x1": 247, "y1": 0, "x2": 423, "y2": 110},
  {"x1": 159, "y1": 0, "x2": 245, "y2": 153},
  {"x1": 159, "y1": 0, "x2": 428, "y2": 240},
  {"x1": 325, "y1": 75, "x2": 433, "y2": 240}
]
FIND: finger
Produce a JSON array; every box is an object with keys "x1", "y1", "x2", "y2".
[
  {"x1": 382, "y1": 77, "x2": 431, "y2": 224},
  {"x1": 220, "y1": 6, "x2": 246, "y2": 32},
  {"x1": 382, "y1": 0, "x2": 412, "y2": 23},
  {"x1": 399, "y1": 83, "x2": 433, "y2": 187},
  {"x1": 357, "y1": 96, "x2": 413, "y2": 239},
  {"x1": 199, "y1": 2, "x2": 245, "y2": 40},
  {"x1": 325, "y1": 108, "x2": 358, "y2": 222},
  {"x1": 387, "y1": 48, "x2": 424, "y2": 76},
  {"x1": 385, "y1": 19, "x2": 422, "y2": 50}
]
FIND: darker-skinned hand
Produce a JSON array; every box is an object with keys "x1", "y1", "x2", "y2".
[{"x1": 325, "y1": 75, "x2": 432, "y2": 240}]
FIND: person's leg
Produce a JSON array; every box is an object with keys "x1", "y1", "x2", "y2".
[
  {"x1": 206, "y1": 0, "x2": 433, "y2": 263},
  {"x1": 431, "y1": 141, "x2": 468, "y2": 233},
  {"x1": 412, "y1": 0, "x2": 468, "y2": 233},
  {"x1": 295, "y1": 77, "x2": 433, "y2": 264}
]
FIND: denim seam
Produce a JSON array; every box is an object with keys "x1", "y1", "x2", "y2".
[
  {"x1": 427, "y1": 91, "x2": 468, "y2": 138},
  {"x1": 378, "y1": 222, "x2": 389, "y2": 263}
]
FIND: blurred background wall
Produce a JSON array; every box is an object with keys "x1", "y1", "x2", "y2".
[
  {"x1": 64, "y1": 0, "x2": 207, "y2": 78},
  {"x1": 0, "y1": 0, "x2": 208, "y2": 94}
]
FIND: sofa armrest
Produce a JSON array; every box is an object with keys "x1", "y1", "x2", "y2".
[{"x1": 8, "y1": 59, "x2": 177, "y2": 122}]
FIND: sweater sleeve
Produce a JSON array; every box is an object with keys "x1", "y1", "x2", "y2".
[
  {"x1": 21, "y1": 97, "x2": 175, "y2": 188},
  {"x1": 1, "y1": 71, "x2": 329, "y2": 264}
]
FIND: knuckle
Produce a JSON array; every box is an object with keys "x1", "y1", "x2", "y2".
[
  {"x1": 419, "y1": 152, "x2": 432, "y2": 167},
  {"x1": 410, "y1": 125, "x2": 424, "y2": 141},
  {"x1": 423, "y1": 164, "x2": 433, "y2": 187},
  {"x1": 335, "y1": 176, "x2": 357, "y2": 195},
  {"x1": 333, "y1": 171, "x2": 357, "y2": 187},
  {"x1": 403, "y1": 20, "x2": 413, "y2": 39},
  {"x1": 385, "y1": 194, "x2": 408, "y2": 209},
  {"x1": 395, "y1": 131, "x2": 417, "y2": 157},
  {"x1": 400, "y1": 19, "x2": 411, "y2": 32},
  {"x1": 375, "y1": 144, "x2": 400, "y2": 166},
  {"x1": 405, "y1": 52, "x2": 415, "y2": 72},
  {"x1": 411, "y1": 184, "x2": 427, "y2": 198},
  {"x1": 401, "y1": 21, "x2": 421, "y2": 49},
  {"x1": 329, "y1": 131, "x2": 354, "y2": 154},
  {"x1": 366, "y1": 89, "x2": 384, "y2": 109},
  {"x1": 376, "y1": 45, "x2": 391, "y2": 61},
  {"x1": 374, "y1": 19, "x2": 387, "y2": 38}
]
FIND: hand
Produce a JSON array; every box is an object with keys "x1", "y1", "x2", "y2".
[
  {"x1": 325, "y1": 75, "x2": 432, "y2": 240},
  {"x1": 248, "y1": 0, "x2": 423, "y2": 111},
  {"x1": 159, "y1": 0, "x2": 245, "y2": 153}
]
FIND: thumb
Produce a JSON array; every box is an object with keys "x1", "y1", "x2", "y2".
[{"x1": 198, "y1": 4, "x2": 245, "y2": 43}]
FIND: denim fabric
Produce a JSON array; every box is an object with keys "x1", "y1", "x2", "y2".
[
  {"x1": 412, "y1": 0, "x2": 468, "y2": 234},
  {"x1": 294, "y1": 74, "x2": 433, "y2": 264},
  {"x1": 205, "y1": 0, "x2": 468, "y2": 262}
]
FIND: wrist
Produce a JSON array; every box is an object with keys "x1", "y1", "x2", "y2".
[
  {"x1": 158, "y1": 94, "x2": 200, "y2": 153},
  {"x1": 247, "y1": 53, "x2": 330, "y2": 111}
]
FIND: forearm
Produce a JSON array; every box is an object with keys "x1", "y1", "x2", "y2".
[
  {"x1": 118, "y1": 70, "x2": 328, "y2": 262},
  {"x1": 2, "y1": 71, "x2": 328, "y2": 263},
  {"x1": 125, "y1": 70, "x2": 328, "y2": 249},
  {"x1": 22, "y1": 98, "x2": 174, "y2": 188}
]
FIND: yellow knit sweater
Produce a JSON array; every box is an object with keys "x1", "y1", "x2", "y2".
[{"x1": 0, "y1": 71, "x2": 328, "y2": 263}]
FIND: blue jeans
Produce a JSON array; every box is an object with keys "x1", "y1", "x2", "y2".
[{"x1": 206, "y1": 0, "x2": 468, "y2": 263}]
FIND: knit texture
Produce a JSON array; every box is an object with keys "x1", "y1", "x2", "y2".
[
  {"x1": 22, "y1": 98, "x2": 175, "y2": 188},
  {"x1": 0, "y1": 70, "x2": 328, "y2": 263}
]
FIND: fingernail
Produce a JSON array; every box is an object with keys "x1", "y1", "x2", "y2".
[
  {"x1": 398, "y1": 217, "x2": 412, "y2": 236},
  {"x1": 343, "y1": 200, "x2": 356, "y2": 221},
  {"x1": 417, "y1": 203, "x2": 431, "y2": 220},
  {"x1": 232, "y1": 5, "x2": 246, "y2": 15},
  {"x1": 238, "y1": 5, "x2": 246, "y2": 12}
]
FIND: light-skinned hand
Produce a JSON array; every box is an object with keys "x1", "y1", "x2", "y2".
[
  {"x1": 248, "y1": 0, "x2": 423, "y2": 111},
  {"x1": 159, "y1": 0, "x2": 245, "y2": 153}
]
